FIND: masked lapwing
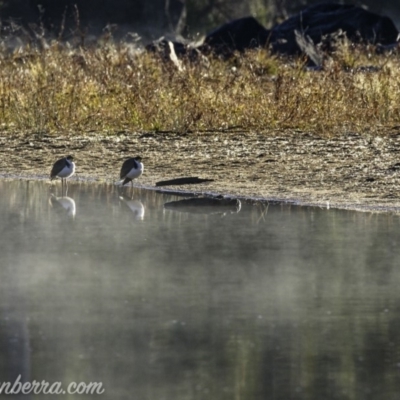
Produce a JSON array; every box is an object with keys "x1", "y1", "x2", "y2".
[
  {"x1": 50, "y1": 155, "x2": 75, "y2": 189},
  {"x1": 120, "y1": 156, "x2": 143, "y2": 188}
]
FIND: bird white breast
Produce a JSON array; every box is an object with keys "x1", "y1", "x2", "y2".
[
  {"x1": 58, "y1": 161, "x2": 75, "y2": 178},
  {"x1": 126, "y1": 162, "x2": 144, "y2": 180}
]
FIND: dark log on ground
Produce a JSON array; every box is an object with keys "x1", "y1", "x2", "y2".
[{"x1": 156, "y1": 177, "x2": 214, "y2": 186}]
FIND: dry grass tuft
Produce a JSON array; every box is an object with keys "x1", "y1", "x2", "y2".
[{"x1": 0, "y1": 35, "x2": 400, "y2": 136}]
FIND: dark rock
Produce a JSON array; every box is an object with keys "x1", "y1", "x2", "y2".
[
  {"x1": 270, "y1": 3, "x2": 399, "y2": 56},
  {"x1": 146, "y1": 3, "x2": 399, "y2": 63},
  {"x1": 200, "y1": 4, "x2": 398, "y2": 59},
  {"x1": 201, "y1": 16, "x2": 270, "y2": 55}
]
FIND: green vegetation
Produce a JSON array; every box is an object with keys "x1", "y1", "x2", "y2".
[{"x1": 0, "y1": 37, "x2": 400, "y2": 136}]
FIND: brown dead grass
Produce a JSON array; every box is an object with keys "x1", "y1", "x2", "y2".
[{"x1": 0, "y1": 37, "x2": 399, "y2": 136}]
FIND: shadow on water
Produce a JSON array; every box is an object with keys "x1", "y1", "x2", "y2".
[
  {"x1": 0, "y1": 180, "x2": 400, "y2": 399},
  {"x1": 164, "y1": 197, "x2": 241, "y2": 215}
]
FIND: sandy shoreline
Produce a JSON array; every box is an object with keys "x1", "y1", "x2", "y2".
[{"x1": 2, "y1": 130, "x2": 400, "y2": 213}]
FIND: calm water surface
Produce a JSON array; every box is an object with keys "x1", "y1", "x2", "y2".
[{"x1": 1, "y1": 180, "x2": 400, "y2": 400}]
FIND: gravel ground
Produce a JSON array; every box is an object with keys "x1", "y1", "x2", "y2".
[{"x1": 2, "y1": 129, "x2": 400, "y2": 212}]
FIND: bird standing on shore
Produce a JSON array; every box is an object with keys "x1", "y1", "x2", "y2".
[
  {"x1": 50, "y1": 155, "x2": 76, "y2": 189},
  {"x1": 120, "y1": 156, "x2": 144, "y2": 187}
]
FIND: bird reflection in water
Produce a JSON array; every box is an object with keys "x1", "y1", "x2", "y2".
[
  {"x1": 119, "y1": 195, "x2": 145, "y2": 221},
  {"x1": 49, "y1": 194, "x2": 76, "y2": 218}
]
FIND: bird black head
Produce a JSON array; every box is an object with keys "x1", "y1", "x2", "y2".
[
  {"x1": 134, "y1": 156, "x2": 142, "y2": 162},
  {"x1": 66, "y1": 155, "x2": 74, "y2": 160}
]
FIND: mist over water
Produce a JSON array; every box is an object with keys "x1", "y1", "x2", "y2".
[{"x1": 0, "y1": 180, "x2": 400, "y2": 399}]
